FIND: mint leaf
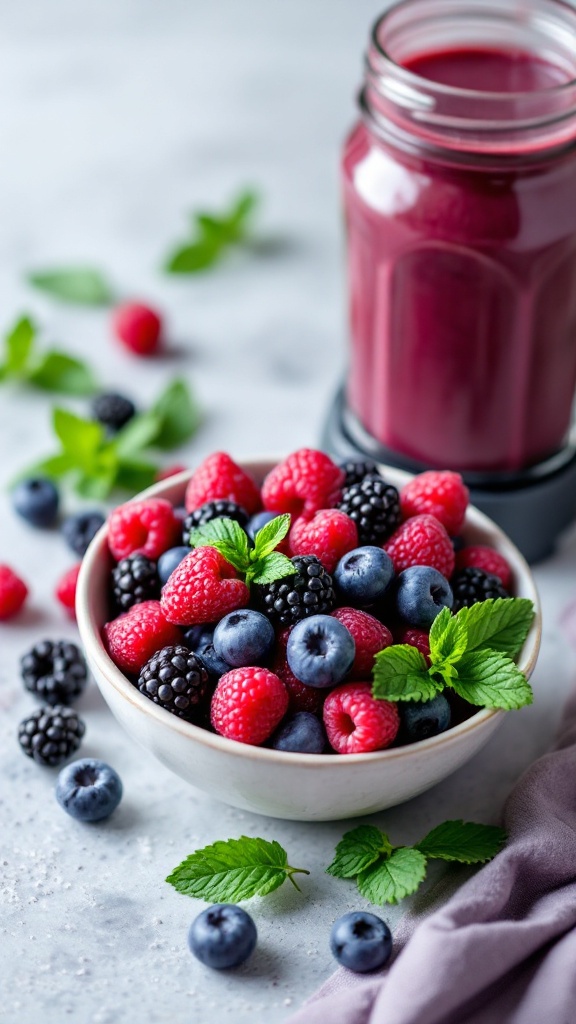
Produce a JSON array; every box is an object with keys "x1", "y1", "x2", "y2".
[
  {"x1": 114, "y1": 412, "x2": 163, "y2": 457},
  {"x1": 151, "y1": 378, "x2": 201, "y2": 449},
  {"x1": 188, "y1": 517, "x2": 252, "y2": 572},
  {"x1": 53, "y1": 408, "x2": 104, "y2": 464},
  {"x1": 27, "y1": 350, "x2": 97, "y2": 395},
  {"x1": 27, "y1": 267, "x2": 113, "y2": 305},
  {"x1": 450, "y1": 650, "x2": 533, "y2": 710},
  {"x1": 166, "y1": 835, "x2": 309, "y2": 902},
  {"x1": 429, "y1": 607, "x2": 468, "y2": 667},
  {"x1": 415, "y1": 820, "x2": 507, "y2": 864},
  {"x1": 326, "y1": 826, "x2": 393, "y2": 879},
  {"x1": 4, "y1": 316, "x2": 36, "y2": 375},
  {"x1": 248, "y1": 551, "x2": 295, "y2": 586},
  {"x1": 357, "y1": 847, "x2": 427, "y2": 906},
  {"x1": 372, "y1": 645, "x2": 440, "y2": 702},
  {"x1": 252, "y1": 514, "x2": 291, "y2": 560},
  {"x1": 114, "y1": 457, "x2": 158, "y2": 494},
  {"x1": 165, "y1": 241, "x2": 220, "y2": 273},
  {"x1": 460, "y1": 598, "x2": 535, "y2": 660},
  {"x1": 165, "y1": 190, "x2": 259, "y2": 274}
]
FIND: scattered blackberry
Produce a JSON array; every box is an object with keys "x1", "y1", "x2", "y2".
[
  {"x1": 137, "y1": 645, "x2": 210, "y2": 721},
  {"x1": 337, "y1": 474, "x2": 401, "y2": 545},
  {"x1": 91, "y1": 392, "x2": 136, "y2": 432},
  {"x1": 182, "y1": 500, "x2": 249, "y2": 544},
  {"x1": 450, "y1": 566, "x2": 509, "y2": 613},
  {"x1": 20, "y1": 640, "x2": 88, "y2": 705},
  {"x1": 256, "y1": 554, "x2": 336, "y2": 627},
  {"x1": 112, "y1": 552, "x2": 160, "y2": 612},
  {"x1": 339, "y1": 458, "x2": 380, "y2": 489},
  {"x1": 62, "y1": 510, "x2": 106, "y2": 556},
  {"x1": 18, "y1": 705, "x2": 85, "y2": 766}
]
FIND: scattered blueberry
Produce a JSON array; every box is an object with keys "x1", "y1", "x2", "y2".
[
  {"x1": 287, "y1": 614, "x2": 355, "y2": 688},
  {"x1": 270, "y1": 712, "x2": 327, "y2": 753},
  {"x1": 213, "y1": 609, "x2": 275, "y2": 668},
  {"x1": 12, "y1": 477, "x2": 59, "y2": 528},
  {"x1": 61, "y1": 510, "x2": 105, "y2": 556},
  {"x1": 182, "y1": 625, "x2": 230, "y2": 679},
  {"x1": 188, "y1": 903, "x2": 257, "y2": 969},
  {"x1": 56, "y1": 758, "x2": 123, "y2": 822},
  {"x1": 246, "y1": 510, "x2": 276, "y2": 541},
  {"x1": 158, "y1": 546, "x2": 191, "y2": 586},
  {"x1": 400, "y1": 693, "x2": 452, "y2": 742},
  {"x1": 330, "y1": 911, "x2": 393, "y2": 973},
  {"x1": 395, "y1": 565, "x2": 453, "y2": 628},
  {"x1": 334, "y1": 546, "x2": 395, "y2": 606},
  {"x1": 91, "y1": 392, "x2": 136, "y2": 432}
]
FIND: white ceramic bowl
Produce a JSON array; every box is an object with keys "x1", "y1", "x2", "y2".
[{"x1": 76, "y1": 460, "x2": 541, "y2": 821}]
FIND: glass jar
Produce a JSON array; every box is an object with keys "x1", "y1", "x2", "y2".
[{"x1": 342, "y1": 0, "x2": 576, "y2": 473}]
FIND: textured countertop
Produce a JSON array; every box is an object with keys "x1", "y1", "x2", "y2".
[{"x1": 2, "y1": 2, "x2": 576, "y2": 1022}]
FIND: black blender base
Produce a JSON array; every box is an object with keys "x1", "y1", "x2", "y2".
[{"x1": 321, "y1": 387, "x2": 576, "y2": 564}]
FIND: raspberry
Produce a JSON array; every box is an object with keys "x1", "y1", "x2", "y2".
[
  {"x1": 384, "y1": 514, "x2": 455, "y2": 577},
  {"x1": 160, "y1": 547, "x2": 249, "y2": 626},
  {"x1": 272, "y1": 628, "x2": 324, "y2": 714},
  {"x1": 103, "y1": 600, "x2": 182, "y2": 675},
  {"x1": 455, "y1": 545, "x2": 512, "y2": 590},
  {"x1": 323, "y1": 683, "x2": 399, "y2": 754},
  {"x1": 289, "y1": 510, "x2": 358, "y2": 573},
  {"x1": 108, "y1": 498, "x2": 180, "y2": 562},
  {"x1": 184, "y1": 452, "x2": 261, "y2": 516},
  {"x1": 331, "y1": 608, "x2": 392, "y2": 679},
  {"x1": 394, "y1": 626, "x2": 431, "y2": 664},
  {"x1": 261, "y1": 448, "x2": 345, "y2": 519},
  {"x1": 400, "y1": 471, "x2": 469, "y2": 537},
  {"x1": 210, "y1": 667, "x2": 289, "y2": 745},
  {"x1": 112, "y1": 302, "x2": 162, "y2": 356},
  {"x1": 55, "y1": 564, "x2": 81, "y2": 619},
  {"x1": 0, "y1": 564, "x2": 28, "y2": 620}
]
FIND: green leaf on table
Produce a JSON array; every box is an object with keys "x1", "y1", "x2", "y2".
[
  {"x1": 326, "y1": 826, "x2": 393, "y2": 880},
  {"x1": 53, "y1": 408, "x2": 105, "y2": 464},
  {"x1": 114, "y1": 457, "x2": 158, "y2": 494},
  {"x1": 450, "y1": 650, "x2": 533, "y2": 710},
  {"x1": 372, "y1": 645, "x2": 440, "y2": 703},
  {"x1": 151, "y1": 378, "x2": 201, "y2": 449},
  {"x1": 114, "y1": 412, "x2": 163, "y2": 457},
  {"x1": 166, "y1": 835, "x2": 309, "y2": 902},
  {"x1": 357, "y1": 847, "x2": 428, "y2": 906},
  {"x1": 27, "y1": 267, "x2": 114, "y2": 305},
  {"x1": 4, "y1": 315, "x2": 36, "y2": 375},
  {"x1": 165, "y1": 189, "x2": 259, "y2": 274},
  {"x1": 460, "y1": 598, "x2": 535, "y2": 660},
  {"x1": 415, "y1": 820, "x2": 507, "y2": 864},
  {"x1": 28, "y1": 350, "x2": 97, "y2": 395}
]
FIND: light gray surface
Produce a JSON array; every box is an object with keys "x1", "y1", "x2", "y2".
[{"x1": 1, "y1": 2, "x2": 576, "y2": 1022}]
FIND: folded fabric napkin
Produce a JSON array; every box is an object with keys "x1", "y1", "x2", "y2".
[{"x1": 287, "y1": 691, "x2": 576, "y2": 1024}]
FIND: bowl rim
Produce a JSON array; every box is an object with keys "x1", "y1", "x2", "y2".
[{"x1": 76, "y1": 459, "x2": 542, "y2": 769}]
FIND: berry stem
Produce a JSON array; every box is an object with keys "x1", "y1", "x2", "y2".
[{"x1": 285, "y1": 865, "x2": 311, "y2": 891}]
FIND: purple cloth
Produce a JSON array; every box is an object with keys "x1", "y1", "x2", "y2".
[{"x1": 288, "y1": 693, "x2": 576, "y2": 1024}]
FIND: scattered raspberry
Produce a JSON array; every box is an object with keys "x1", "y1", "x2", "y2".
[
  {"x1": 108, "y1": 497, "x2": 180, "y2": 562},
  {"x1": 332, "y1": 608, "x2": 393, "y2": 679},
  {"x1": 261, "y1": 448, "x2": 345, "y2": 519},
  {"x1": 161, "y1": 547, "x2": 249, "y2": 626},
  {"x1": 272, "y1": 628, "x2": 324, "y2": 714},
  {"x1": 455, "y1": 545, "x2": 512, "y2": 590},
  {"x1": 289, "y1": 509, "x2": 358, "y2": 573},
  {"x1": 112, "y1": 302, "x2": 162, "y2": 356},
  {"x1": 55, "y1": 563, "x2": 82, "y2": 619},
  {"x1": 394, "y1": 626, "x2": 431, "y2": 664},
  {"x1": 400, "y1": 470, "x2": 469, "y2": 536},
  {"x1": 210, "y1": 667, "x2": 289, "y2": 745},
  {"x1": 385, "y1": 514, "x2": 455, "y2": 577},
  {"x1": 323, "y1": 682, "x2": 399, "y2": 754},
  {"x1": 103, "y1": 600, "x2": 181, "y2": 675},
  {"x1": 155, "y1": 464, "x2": 187, "y2": 483},
  {"x1": 184, "y1": 452, "x2": 261, "y2": 515},
  {"x1": 0, "y1": 564, "x2": 28, "y2": 620}
]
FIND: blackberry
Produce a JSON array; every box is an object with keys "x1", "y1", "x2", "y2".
[
  {"x1": 339, "y1": 458, "x2": 380, "y2": 489},
  {"x1": 451, "y1": 566, "x2": 509, "y2": 613},
  {"x1": 18, "y1": 705, "x2": 85, "y2": 766},
  {"x1": 20, "y1": 640, "x2": 88, "y2": 705},
  {"x1": 256, "y1": 554, "x2": 336, "y2": 627},
  {"x1": 338, "y1": 474, "x2": 401, "y2": 545},
  {"x1": 182, "y1": 500, "x2": 249, "y2": 544},
  {"x1": 91, "y1": 392, "x2": 136, "y2": 432},
  {"x1": 112, "y1": 552, "x2": 160, "y2": 612},
  {"x1": 138, "y1": 645, "x2": 210, "y2": 721},
  {"x1": 61, "y1": 510, "x2": 106, "y2": 556}
]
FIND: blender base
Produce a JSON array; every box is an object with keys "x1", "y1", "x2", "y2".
[{"x1": 321, "y1": 386, "x2": 576, "y2": 564}]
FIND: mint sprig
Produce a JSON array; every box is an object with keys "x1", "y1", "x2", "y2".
[
  {"x1": 0, "y1": 315, "x2": 97, "y2": 395},
  {"x1": 166, "y1": 836, "x2": 309, "y2": 902},
  {"x1": 165, "y1": 190, "x2": 259, "y2": 273},
  {"x1": 188, "y1": 513, "x2": 294, "y2": 586},
  {"x1": 327, "y1": 820, "x2": 506, "y2": 906},
  {"x1": 373, "y1": 598, "x2": 535, "y2": 711},
  {"x1": 27, "y1": 267, "x2": 114, "y2": 305}
]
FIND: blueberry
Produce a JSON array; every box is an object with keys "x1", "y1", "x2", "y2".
[
  {"x1": 55, "y1": 758, "x2": 123, "y2": 822},
  {"x1": 158, "y1": 546, "x2": 190, "y2": 585},
  {"x1": 287, "y1": 614, "x2": 355, "y2": 688},
  {"x1": 395, "y1": 565, "x2": 453, "y2": 628},
  {"x1": 270, "y1": 712, "x2": 327, "y2": 753},
  {"x1": 246, "y1": 510, "x2": 276, "y2": 541},
  {"x1": 330, "y1": 911, "x2": 392, "y2": 973},
  {"x1": 12, "y1": 478, "x2": 59, "y2": 528},
  {"x1": 334, "y1": 546, "x2": 395, "y2": 606},
  {"x1": 188, "y1": 904, "x2": 257, "y2": 969},
  {"x1": 182, "y1": 626, "x2": 229, "y2": 679},
  {"x1": 213, "y1": 609, "x2": 275, "y2": 668},
  {"x1": 61, "y1": 510, "x2": 106, "y2": 556},
  {"x1": 401, "y1": 693, "x2": 451, "y2": 742}
]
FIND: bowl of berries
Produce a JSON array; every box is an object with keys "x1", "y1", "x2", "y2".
[{"x1": 76, "y1": 449, "x2": 541, "y2": 821}]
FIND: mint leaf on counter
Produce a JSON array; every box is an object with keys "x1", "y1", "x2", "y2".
[
  {"x1": 166, "y1": 836, "x2": 309, "y2": 902},
  {"x1": 27, "y1": 267, "x2": 114, "y2": 305},
  {"x1": 165, "y1": 189, "x2": 259, "y2": 274},
  {"x1": 326, "y1": 826, "x2": 392, "y2": 879},
  {"x1": 0, "y1": 314, "x2": 97, "y2": 395},
  {"x1": 357, "y1": 848, "x2": 428, "y2": 906},
  {"x1": 189, "y1": 514, "x2": 294, "y2": 586},
  {"x1": 151, "y1": 378, "x2": 202, "y2": 449},
  {"x1": 372, "y1": 644, "x2": 440, "y2": 703},
  {"x1": 415, "y1": 820, "x2": 507, "y2": 864},
  {"x1": 5, "y1": 315, "x2": 35, "y2": 375}
]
